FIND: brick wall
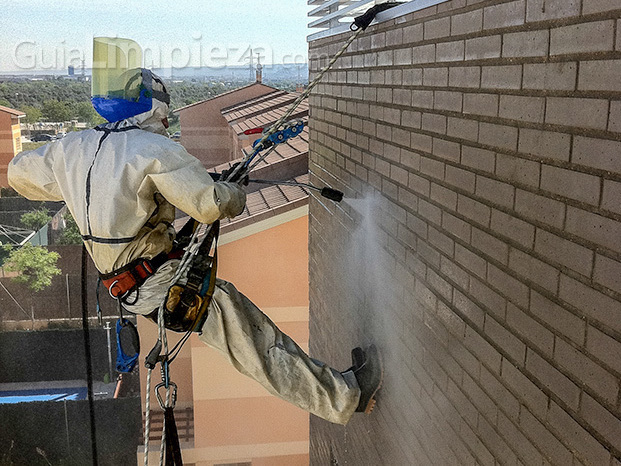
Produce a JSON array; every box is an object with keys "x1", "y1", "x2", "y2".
[{"x1": 308, "y1": 1, "x2": 621, "y2": 464}]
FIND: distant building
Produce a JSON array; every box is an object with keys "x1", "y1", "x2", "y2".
[
  {"x1": 0, "y1": 106, "x2": 25, "y2": 188},
  {"x1": 68, "y1": 65, "x2": 75, "y2": 76}
]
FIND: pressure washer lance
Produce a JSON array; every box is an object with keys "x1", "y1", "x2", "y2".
[{"x1": 249, "y1": 178, "x2": 344, "y2": 203}]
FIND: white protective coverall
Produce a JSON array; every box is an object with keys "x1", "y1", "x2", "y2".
[{"x1": 8, "y1": 99, "x2": 360, "y2": 425}]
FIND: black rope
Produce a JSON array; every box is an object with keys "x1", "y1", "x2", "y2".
[{"x1": 81, "y1": 245, "x2": 99, "y2": 466}]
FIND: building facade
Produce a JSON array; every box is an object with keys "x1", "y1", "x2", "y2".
[
  {"x1": 308, "y1": 1, "x2": 621, "y2": 464},
  {"x1": 0, "y1": 106, "x2": 24, "y2": 188}
]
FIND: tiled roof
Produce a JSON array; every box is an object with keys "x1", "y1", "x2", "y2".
[
  {"x1": 211, "y1": 125, "x2": 309, "y2": 175},
  {"x1": 0, "y1": 105, "x2": 25, "y2": 117},
  {"x1": 220, "y1": 173, "x2": 310, "y2": 234},
  {"x1": 172, "y1": 82, "x2": 278, "y2": 113},
  {"x1": 222, "y1": 91, "x2": 299, "y2": 124},
  {"x1": 230, "y1": 101, "x2": 309, "y2": 137},
  {"x1": 173, "y1": 174, "x2": 309, "y2": 235}
]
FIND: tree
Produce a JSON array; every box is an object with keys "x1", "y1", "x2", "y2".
[
  {"x1": 20, "y1": 208, "x2": 51, "y2": 231},
  {"x1": 42, "y1": 100, "x2": 71, "y2": 122},
  {"x1": 72, "y1": 101, "x2": 97, "y2": 124},
  {"x1": 57, "y1": 212, "x2": 82, "y2": 245},
  {"x1": 20, "y1": 105, "x2": 42, "y2": 125},
  {"x1": 3, "y1": 244, "x2": 61, "y2": 292}
]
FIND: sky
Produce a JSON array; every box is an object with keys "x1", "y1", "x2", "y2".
[{"x1": 0, "y1": 0, "x2": 313, "y2": 73}]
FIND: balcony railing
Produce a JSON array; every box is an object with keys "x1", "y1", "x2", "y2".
[{"x1": 307, "y1": 0, "x2": 449, "y2": 41}]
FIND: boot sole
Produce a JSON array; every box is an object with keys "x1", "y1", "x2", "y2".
[{"x1": 361, "y1": 347, "x2": 384, "y2": 414}]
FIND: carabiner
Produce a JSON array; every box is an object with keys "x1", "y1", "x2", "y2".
[{"x1": 155, "y1": 381, "x2": 177, "y2": 410}]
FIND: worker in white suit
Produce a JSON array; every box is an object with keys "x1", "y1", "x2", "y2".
[{"x1": 8, "y1": 37, "x2": 382, "y2": 425}]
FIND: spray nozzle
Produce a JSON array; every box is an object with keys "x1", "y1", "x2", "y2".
[{"x1": 320, "y1": 187, "x2": 344, "y2": 203}]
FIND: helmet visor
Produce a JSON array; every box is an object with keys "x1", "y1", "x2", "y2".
[{"x1": 92, "y1": 37, "x2": 152, "y2": 122}]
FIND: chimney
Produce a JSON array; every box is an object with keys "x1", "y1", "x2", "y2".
[{"x1": 255, "y1": 53, "x2": 263, "y2": 83}]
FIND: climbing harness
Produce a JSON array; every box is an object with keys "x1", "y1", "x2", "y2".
[{"x1": 141, "y1": 4, "x2": 403, "y2": 464}]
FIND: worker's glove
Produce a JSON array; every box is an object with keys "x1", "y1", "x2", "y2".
[
  {"x1": 221, "y1": 162, "x2": 249, "y2": 185},
  {"x1": 214, "y1": 181, "x2": 246, "y2": 219}
]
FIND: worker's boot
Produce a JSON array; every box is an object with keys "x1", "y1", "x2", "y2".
[{"x1": 344, "y1": 344, "x2": 384, "y2": 413}]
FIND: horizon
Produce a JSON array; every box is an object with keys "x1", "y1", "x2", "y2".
[{"x1": 0, "y1": 0, "x2": 313, "y2": 74}]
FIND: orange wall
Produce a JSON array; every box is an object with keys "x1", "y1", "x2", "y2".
[
  {"x1": 0, "y1": 112, "x2": 22, "y2": 187},
  {"x1": 139, "y1": 213, "x2": 310, "y2": 466}
]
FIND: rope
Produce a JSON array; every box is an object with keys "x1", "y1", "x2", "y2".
[{"x1": 81, "y1": 245, "x2": 99, "y2": 466}]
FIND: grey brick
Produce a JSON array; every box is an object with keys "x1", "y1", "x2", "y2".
[
  {"x1": 409, "y1": 172, "x2": 431, "y2": 196},
  {"x1": 431, "y1": 182, "x2": 458, "y2": 210},
  {"x1": 534, "y1": 228, "x2": 593, "y2": 277},
  {"x1": 579, "y1": 59, "x2": 621, "y2": 92},
  {"x1": 485, "y1": 314, "x2": 526, "y2": 363},
  {"x1": 421, "y1": 113, "x2": 447, "y2": 134},
  {"x1": 509, "y1": 247, "x2": 559, "y2": 293},
  {"x1": 483, "y1": 1, "x2": 525, "y2": 30},
  {"x1": 503, "y1": 30, "x2": 549, "y2": 58},
  {"x1": 573, "y1": 136, "x2": 621, "y2": 173},
  {"x1": 403, "y1": 23, "x2": 424, "y2": 43},
  {"x1": 550, "y1": 20, "x2": 615, "y2": 56},
  {"x1": 448, "y1": 66, "x2": 481, "y2": 88},
  {"x1": 461, "y1": 145, "x2": 495, "y2": 173},
  {"x1": 495, "y1": 153, "x2": 541, "y2": 188},
  {"x1": 602, "y1": 179, "x2": 621, "y2": 215},
  {"x1": 470, "y1": 276, "x2": 507, "y2": 320},
  {"x1": 420, "y1": 156, "x2": 444, "y2": 180},
  {"x1": 443, "y1": 211, "x2": 472, "y2": 243},
  {"x1": 435, "y1": 90, "x2": 463, "y2": 112},
  {"x1": 464, "y1": 93, "x2": 498, "y2": 117},
  {"x1": 403, "y1": 68, "x2": 423, "y2": 85},
  {"x1": 481, "y1": 65, "x2": 522, "y2": 90},
  {"x1": 580, "y1": 394, "x2": 621, "y2": 453},
  {"x1": 476, "y1": 175, "x2": 515, "y2": 209},
  {"x1": 583, "y1": 0, "x2": 621, "y2": 14},
  {"x1": 478, "y1": 122, "x2": 518, "y2": 151},
  {"x1": 508, "y1": 302, "x2": 555, "y2": 357},
  {"x1": 559, "y1": 274, "x2": 621, "y2": 334},
  {"x1": 412, "y1": 89, "x2": 434, "y2": 109},
  {"x1": 547, "y1": 401, "x2": 611, "y2": 465},
  {"x1": 423, "y1": 67, "x2": 449, "y2": 87},
  {"x1": 471, "y1": 227, "x2": 509, "y2": 265},
  {"x1": 465, "y1": 326, "x2": 502, "y2": 373},
  {"x1": 447, "y1": 116, "x2": 479, "y2": 141},
  {"x1": 519, "y1": 408, "x2": 573, "y2": 465},
  {"x1": 609, "y1": 100, "x2": 621, "y2": 133},
  {"x1": 412, "y1": 44, "x2": 436, "y2": 64},
  {"x1": 540, "y1": 165, "x2": 601, "y2": 206},
  {"x1": 526, "y1": 0, "x2": 580, "y2": 21},
  {"x1": 432, "y1": 137, "x2": 461, "y2": 162},
  {"x1": 587, "y1": 324, "x2": 621, "y2": 375},
  {"x1": 436, "y1": 40, "x2": 465, "y2": 62},
  {"x1": 555, "y1": 337, "x2": 619, "y2": 404},
  {"x1": 530, "y1": 291, "x2": 585, "y2": 345},
  {"x1": 566, "y1": 206, "x2": 621, "y2": 254},
  {"x1": 451, "y1": 9, "x2": 483, "y2": 36},
  {"x1": 518, "y1": 128, "x2": 571, "y2": 162},
  {"x1": 446, "y1": 165, "x2": 476, "y2": 193},
  {"x1": 455, "y1": 244, "x2": 487, "y2": 281},
  {"x1": 492, "y1": 209, "x2": 535, "y2": 248},
  {"x1": 465, "y1": 35, "x2": 502, "y2": 60},
  {"x1": 526, "y1": 349, "x2": 581, "y2": 410},
  {"x1": 424, "y1": 17, "x2": 451, "y2": 40},
  {"x1": 501, "y1": 359, "x2": 548, "y2": 413},
  {"x1": 488, "y1": 263, "x2": 530, "y2": 308},
  {"x1": 523, "y1": 62, "x2": 577, "y2": 91},
  {"x1": 546, "y1": 97, "x2": 609, "y2": 131},
  {"x1": 497, "y1": 411, "x2": 543, "y2": 463},
  {"x1": 458, "y1": 194, "x2": 491, "y2": 227}
]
